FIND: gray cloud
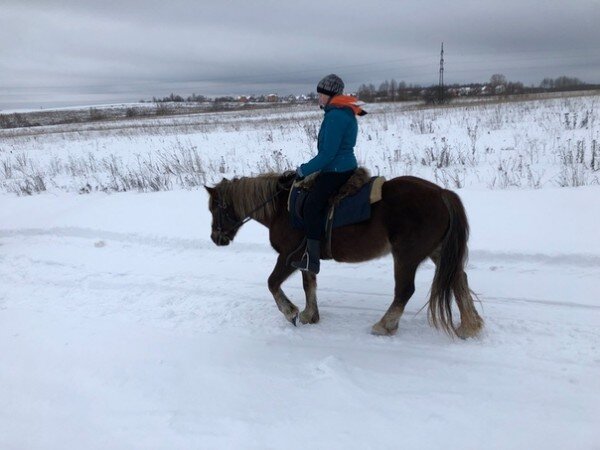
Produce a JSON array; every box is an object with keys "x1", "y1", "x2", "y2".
[{"x1": 1, "y1": 0, "x2": 599, "y2": 109}]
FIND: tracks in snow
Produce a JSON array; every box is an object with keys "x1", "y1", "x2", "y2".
[{"x1": 2, "y1": 226, "x2": 600, "y2": 268}]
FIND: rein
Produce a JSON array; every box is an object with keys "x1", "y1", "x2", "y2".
[{"x1": 215, "y1": 187, "x2": 285, "y2": 236}]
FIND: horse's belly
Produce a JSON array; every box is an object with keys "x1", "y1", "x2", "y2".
[{"x1": 331, "y1": 226, "x2": 391, "y2": 263}]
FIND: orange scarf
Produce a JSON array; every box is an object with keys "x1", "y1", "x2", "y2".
[{"x1": 328, "y1": 95, "x2": 367, "y2": 116}]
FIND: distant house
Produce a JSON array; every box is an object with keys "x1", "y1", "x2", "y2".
[
  {"x1": 237, "y1": 96, "x2": 249, "y2": 103},
  {"x1": 266, "y1": 94, "x2": 278, "y2": 103}
]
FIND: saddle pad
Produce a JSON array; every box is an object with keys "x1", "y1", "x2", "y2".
[{"x1": 288, "y1": 176, "x2": 384, "y2": 230}]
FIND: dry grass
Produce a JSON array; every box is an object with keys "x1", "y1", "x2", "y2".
[{"x1": 1, "y1": 93, "x2": 598, "y2": 195}]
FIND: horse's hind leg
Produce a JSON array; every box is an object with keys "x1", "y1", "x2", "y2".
[
  {"x1": 268, "y1": 254, "x2": 300, "y2": 326},
  {"x1": 452, "y1": 271, "x2": 483, "y2": 338},
  {"x1": 429, "y1": 249, "x2": 483, "y2": 338},
  {"x1": 299, "y1": 271, "x2": 320, "y2": 324},
  {"x1": 372, "y1": 257, "x2": 418, "y2": 336}
]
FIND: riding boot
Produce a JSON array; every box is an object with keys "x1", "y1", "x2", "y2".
[{"x1": 291, "y1": 238, "x2": 321, "y2": 274}]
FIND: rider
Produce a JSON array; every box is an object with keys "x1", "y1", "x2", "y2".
[{"x1": 291, "y1": 74, "x2": 366, "y2": 274}]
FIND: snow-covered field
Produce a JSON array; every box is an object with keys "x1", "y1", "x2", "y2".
[
  {"x1": 1, "y1": 96, "x2": 599, "y2": 449},
  {"x1": 1, "y1": 93, "x2": 599, "y2": 195}
]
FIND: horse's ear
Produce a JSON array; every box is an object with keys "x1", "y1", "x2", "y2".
[{"x1": 204, "y1": 185, "x2": 215, "y2": 195}]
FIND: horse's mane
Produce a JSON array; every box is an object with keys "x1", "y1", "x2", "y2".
[{"x1": 215, "y1": 173, "x2": 281, "y2": 222}]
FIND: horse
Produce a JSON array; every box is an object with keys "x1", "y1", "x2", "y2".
[{"x1": 204, "y1": 172, "x2": 483, "y2": 338}]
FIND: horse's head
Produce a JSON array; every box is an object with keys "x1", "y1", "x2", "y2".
[
  {"x1": 204, "y1": 180, "x2": 242, "y2": 246},
  {"x1": 205, "y1": 173, "x2": 287, "y2": 246}
]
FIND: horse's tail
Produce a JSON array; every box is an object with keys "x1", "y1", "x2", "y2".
[{"x1": 428, "y1": 189, "x2": 483, "y2": 337}]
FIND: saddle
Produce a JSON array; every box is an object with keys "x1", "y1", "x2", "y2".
[{"x1": 287, "y1": 168, "x2": 386, "y2": 259}]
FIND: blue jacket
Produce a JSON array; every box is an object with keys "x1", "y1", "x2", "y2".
[{"x1": 298, "y1": 106, "x2": 358, "y2": 177}]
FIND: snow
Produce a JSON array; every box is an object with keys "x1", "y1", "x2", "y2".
[
  {"x1": 1, "y1": 95, "x2": 599, "y2": 448},
  {"x1": 2, "y1": 94, "x2": 599, "y2": 195},
  {"x1": 1, "y1": 185, "x2": 599, "y2": 449}
]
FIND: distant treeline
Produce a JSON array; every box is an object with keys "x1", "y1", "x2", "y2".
[
  {"x1": 357, "y1": 75, "x2": 599, "y2": 103},
  {"x1": 1, "y1": 75, "x2": 598, "y2": 130},
  {"x1": 147, "y1": 93, "x2": 209, "y2": 103},
  {"x1": 145, "y1": 92, "x2": 314, "y2": 104},
  {"x1": 144, "y1": 74, "x2": 599, "y2": 105}
]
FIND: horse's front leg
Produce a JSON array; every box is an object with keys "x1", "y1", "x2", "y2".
[
  {"x1": 299, "y1": 271, "x2": 320, "y2": 324},
  {"x1": 268, "y1": 254, "x2": 300, "y2": 326}
]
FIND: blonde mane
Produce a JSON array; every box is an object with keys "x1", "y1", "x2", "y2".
[{"x1": 216, "y1": 173, "x2": 281, "y2": 223}]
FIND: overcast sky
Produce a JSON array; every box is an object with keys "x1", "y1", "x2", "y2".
[{"x1": 1, "y1": 0, "x2": 599, "y2": 109}]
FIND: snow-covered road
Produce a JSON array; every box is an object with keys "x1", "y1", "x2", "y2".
[{"x1": 1, "y1": 188, "x2": 599, "y2": 449}]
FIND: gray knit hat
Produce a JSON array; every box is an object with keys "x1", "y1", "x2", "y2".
[{"x1": 317, "y1": 74, "x2": 344, "y2": 96}]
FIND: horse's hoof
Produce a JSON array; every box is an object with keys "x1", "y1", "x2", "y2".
[
  {"x1": 289, "y1": 313, "x2": 298, "y2": 327},
  {"x1": 456, "y1": 323, "x2": 481, "y2": 339},
  {"x1": 299, "y1": 310, "x2": 320, "y2": 324},
  {"x1": 371, "y1": 322, "x2": 397, "y2": 336}
]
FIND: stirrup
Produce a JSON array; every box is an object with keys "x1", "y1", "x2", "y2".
[{"x1": 291, "y1": 251, "x2": 320, "y2": 274}]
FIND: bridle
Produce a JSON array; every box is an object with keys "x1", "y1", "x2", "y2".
[
  {"x1": 213, "y1": 197, "x2": 240, "y2": 244},
  {"x1": 213, "y1": 187, "x2": 286, "y2": 243}
]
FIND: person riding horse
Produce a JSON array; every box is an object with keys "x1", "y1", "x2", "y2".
[{"x1": 291, "y1": 74, "x2": 367, "y2": 274}]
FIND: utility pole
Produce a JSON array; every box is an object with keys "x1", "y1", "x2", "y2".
[{"x1": 438, "y1": 42, "x2": 445, "y2": 103}]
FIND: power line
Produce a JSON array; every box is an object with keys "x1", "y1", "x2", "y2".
[{"x1": 439, "y1": 42, "x2": 444, "y2": 89}]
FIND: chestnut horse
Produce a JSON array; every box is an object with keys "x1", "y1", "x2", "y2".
[{"x1": 205, "y1": 173, "x2": 483, "y2": 338}]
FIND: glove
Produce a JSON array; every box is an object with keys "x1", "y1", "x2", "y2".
[{"x1": 278, "y1": 170, "x2": 298, "y2": 188}]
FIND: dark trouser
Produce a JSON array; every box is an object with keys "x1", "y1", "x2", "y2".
[{"x1": 303, "y1": 170, "x2": 355, "y2": 240}]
